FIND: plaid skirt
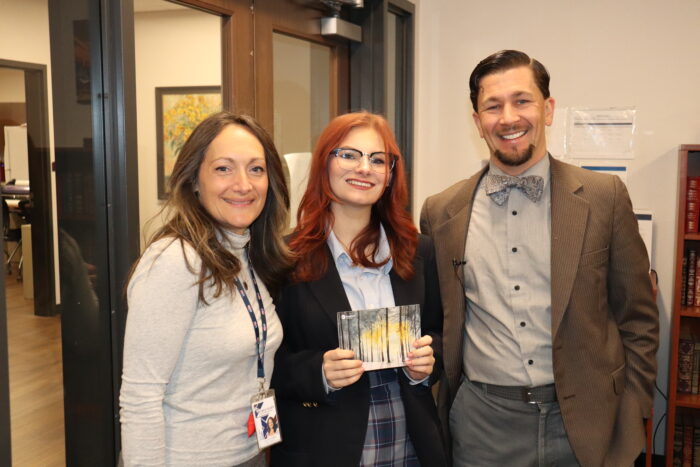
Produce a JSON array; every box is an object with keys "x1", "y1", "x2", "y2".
[{"x1": 360, "y1": 369, "x2": 420, "y2": 467}]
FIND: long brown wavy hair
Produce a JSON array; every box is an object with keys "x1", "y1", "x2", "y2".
[
  {"x1": 133, "y1": 112, "x2": 293, "y2": 302},
  {"x1": 290, "y1": 111, "x2": 418, "y2": 283}
]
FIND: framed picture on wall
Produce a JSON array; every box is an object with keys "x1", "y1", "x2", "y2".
[
  {"x1": 156, "y1": 86, "x2": 222, "y2": 199},
  {"x1": 73, "y1": 20, "x2": 91, "y2": 104}
]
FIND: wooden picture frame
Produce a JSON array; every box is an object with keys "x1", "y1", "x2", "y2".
[{"x1": 155, "y1": 86, "x2": 222, "y2": 199}]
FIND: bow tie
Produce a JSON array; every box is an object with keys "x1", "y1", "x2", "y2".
[{"x1": 484, "y1": 173, "x2": 544, "y2": 206}]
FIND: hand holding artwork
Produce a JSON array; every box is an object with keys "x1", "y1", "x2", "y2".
[
  {"x1": 323, "y1": 348, "x2": 364, "y2": 389},
  {"x1": 405, "y1": 335, "x2": 434, "y2": 381}
]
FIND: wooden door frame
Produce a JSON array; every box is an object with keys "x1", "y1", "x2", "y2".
[
  {"x1": 0, "y1": 58, "x2": 56, "y2": 318},
  {"x1": 172, "y1": 0, "x2": 255, "y2": 114},
  {"x1": 350, "y1": 0, "x2": 415, "y2": 209},
  {"x1": 253, "y1": 0, "x2": 350, "y2": 134}
]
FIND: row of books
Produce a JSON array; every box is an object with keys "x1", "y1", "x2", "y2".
[
  {"x1": 678, "y1": 335, "x2": 700, "y2": 394},
  {"x1": 673, "y1": 415, "x2": 700, "y2": 467},
  {"x1": 688, "y1": 177, "x2": 700, "y2": 233},
  {"x1": 681, "y1": 250, "x2": 700, "y2": 307}
]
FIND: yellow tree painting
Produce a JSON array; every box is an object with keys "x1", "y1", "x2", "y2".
[
  {"x1": 156, "y1": 86, "x2": 222, "y2": 199},
  {"x1": 337, "y1": 305, "x2": 421, "y2": 370}
]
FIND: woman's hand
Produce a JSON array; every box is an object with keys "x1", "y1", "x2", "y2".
[
  {"x1": 405, "y1": 335, "x2": 434, "y2": 381},
  {"x1": 323, "y1": 348, "x2": 364, "y2": 389}
]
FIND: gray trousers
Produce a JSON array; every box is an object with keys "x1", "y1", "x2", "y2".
[{"x1": 450, "y1": 377, "x2": 579, "y2": 467}]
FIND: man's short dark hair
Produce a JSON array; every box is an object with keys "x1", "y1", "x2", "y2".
[{"x1": 469, "y1": 50, "x2": 550, "y2": 111}]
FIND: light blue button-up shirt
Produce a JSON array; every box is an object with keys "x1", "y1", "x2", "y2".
[
  {"x1": 323, "y1": 225, "x2": 426, "y2": 390},
  {"x1": 328, "y1": 226, "x2": 395, "y2": 312}
]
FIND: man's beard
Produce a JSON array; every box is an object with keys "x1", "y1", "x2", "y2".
[{"x1": 494, "y1": 144, "x2": 535, "y2": 167}]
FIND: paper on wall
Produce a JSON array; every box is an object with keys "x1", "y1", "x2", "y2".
[
  {"x1": 567, "y1": 107, "x2": 636, "y2": 159},
  {"x1": 578, "y1": 161, "x2": 629, "y2": 185}
]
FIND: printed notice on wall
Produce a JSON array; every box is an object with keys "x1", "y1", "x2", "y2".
[
  {"x1": 567, "y1": 107, "x2": 636, "y2": 159},
  {"x1": 578, "y1": 161, "x2": 629, "y2": 185}
]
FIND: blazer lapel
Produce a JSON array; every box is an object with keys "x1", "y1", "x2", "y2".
[
  {"x1": 550, "y1": 158, "x2": 589, "y2": 338},
  {"x1": 433, "y1": 167, "x2": 487, "y2": 290},
  {"x1": 308, "y1": 247, "x2": 352, "y2": 328}
]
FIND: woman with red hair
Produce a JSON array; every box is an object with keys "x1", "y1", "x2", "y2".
[{"x1": 271, "y1": 112, "x2": 446, "y2": 466}]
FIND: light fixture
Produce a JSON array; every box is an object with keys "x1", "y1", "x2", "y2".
[{"x1": 320, "y1": 0, "x2": 363, "y2": 42}]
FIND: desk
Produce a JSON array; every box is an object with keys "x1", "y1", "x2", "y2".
[{"x1": 2, "y1": 191, "x2": 31, "y2": 213}]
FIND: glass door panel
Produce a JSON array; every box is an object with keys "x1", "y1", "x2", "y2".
[
  {"x1": 272, "y1": 33, "x2": 331, "y2": 227},
  {"x1": 133, "y1": 0, "x2": 223, "y2": 248}
]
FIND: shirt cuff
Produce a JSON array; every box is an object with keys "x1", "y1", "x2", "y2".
[
  {"x1": 403, "y1": 367, "x2": 429, "y2": 386},
  {"x1": 322, "y1": 366, "x2": 340, "y2": 394}
]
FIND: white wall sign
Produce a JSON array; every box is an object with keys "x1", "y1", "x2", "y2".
[{"x1": 567, "y1": 107, "x2": 636, "y2": 159}]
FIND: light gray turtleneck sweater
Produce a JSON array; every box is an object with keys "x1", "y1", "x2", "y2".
[{"x1": 120, "y1": 230, "x2": 281, "y2": 466}]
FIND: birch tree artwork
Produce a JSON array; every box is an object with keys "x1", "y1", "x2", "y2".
[{"x1": 337, "y1": 304, "x2": 421, "y2": 370}]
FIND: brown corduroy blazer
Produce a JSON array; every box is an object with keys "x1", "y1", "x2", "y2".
[{"x1": 419, "y1": 156, "x2": 659, "y2": 467}]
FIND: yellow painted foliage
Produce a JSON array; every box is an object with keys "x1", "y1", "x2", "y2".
[{"x1": 162, "y1": 93, "x2": 221, "y2": 173}]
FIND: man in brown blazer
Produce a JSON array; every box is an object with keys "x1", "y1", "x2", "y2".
[{"x1": 420, "y1": 50, "x2": 658, "y2": 466}]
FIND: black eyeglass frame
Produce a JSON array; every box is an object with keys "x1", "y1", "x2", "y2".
[{"x1": 329, "y1": 147, "x2": 398, "y2": 173}]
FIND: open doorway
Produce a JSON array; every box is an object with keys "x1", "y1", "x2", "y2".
[
  {"x1": 0, "y1": 60, "x2": 63, "y2": 465},
  {"x1": 0, "y1": 59, "x2": 57, "y2": 317}
]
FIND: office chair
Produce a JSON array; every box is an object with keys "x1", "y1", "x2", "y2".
[{"x1": 3, "y1": 198, "x2": 22, "y2": 277}]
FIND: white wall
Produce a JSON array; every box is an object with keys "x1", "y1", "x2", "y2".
[
  {"x1": 0, "y1": 0, "x2": 51, "y2": 66},
  {"x1": 0, "y1": 68, "x2": 25, "y2": 103},
  {"x1": 414, "y1": 0, "x2": 700, "y2": 453},
  {"x1": 134, "y1": 8, "x2": 221, "y2": 247}
]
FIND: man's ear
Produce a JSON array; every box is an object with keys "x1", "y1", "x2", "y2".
[{"x1": 544, "y1": 97, "x2": 555, "y2": 126}]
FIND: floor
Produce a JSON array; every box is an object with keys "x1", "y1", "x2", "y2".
[{"x1": 6, "y1": 264, "x2": 65, "y2": 467}]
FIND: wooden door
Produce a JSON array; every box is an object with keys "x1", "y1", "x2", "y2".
[{"x1": 254, "y1": 0, "x2": 350, "y2": 147}]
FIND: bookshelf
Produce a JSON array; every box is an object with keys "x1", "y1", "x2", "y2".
[{"x1": 666, "y1": 145, "x2": 700, "y2": 465}]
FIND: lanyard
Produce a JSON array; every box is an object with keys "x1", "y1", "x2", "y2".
[{"x1": 234, "y1": 249, "x2": 267, "y2": 380}]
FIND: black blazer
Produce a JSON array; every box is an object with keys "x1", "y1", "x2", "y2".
[{"x1": 270, "y1": 235, "x2": 447, "y2": 467}]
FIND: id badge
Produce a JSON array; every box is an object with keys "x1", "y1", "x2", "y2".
[{"x1": 250, "y1": 389, "x2": 282, "y2": 448}]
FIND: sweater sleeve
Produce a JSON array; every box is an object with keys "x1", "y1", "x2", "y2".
[{"x1": 119, "y1": 239, "x2": 201, "y2": 466}]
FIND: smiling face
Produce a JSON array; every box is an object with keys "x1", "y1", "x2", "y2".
[
  {"x1": 472, "y1": 66, "x2": 555, "y2": 175},
  {"x1": 328, "y1": 126, "x2": 388, "y2": 214},
  {"x1": 196, "y1": 124, "x2": 268, "y2": 234}
]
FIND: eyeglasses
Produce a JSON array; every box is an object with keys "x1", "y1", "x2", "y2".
[{"x1": 329, "y1": 147, "x2": 396, "y2": 174}]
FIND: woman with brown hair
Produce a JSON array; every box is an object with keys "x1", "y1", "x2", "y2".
[
  {"x1": 119, "y1": 112, "x2": 292, "y2": 466},
  {"x1": 271, "y1": 112, "x2": 447, "y2": 466}
]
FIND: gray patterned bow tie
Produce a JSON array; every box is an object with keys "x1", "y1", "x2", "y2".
[{"x1": 484, "y1": 173, "x2": 544, "y2": 206}]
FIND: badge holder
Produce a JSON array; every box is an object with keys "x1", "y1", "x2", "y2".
[{"x1": 250, "y1": 381, "x2": 282, "y2": 449}]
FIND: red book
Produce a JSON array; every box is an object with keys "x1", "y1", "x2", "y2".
[
  {"x1": 683, "y1": 415, "x2": 694, "y2": 467},
  {"x1": 688, "y1": 198, "x2": 700, "y2": 233},
  {"x1": 694, "y1": 255, "x2": 700, "y2": 306}
]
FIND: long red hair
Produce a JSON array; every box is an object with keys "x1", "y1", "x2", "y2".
[{"x1": 290, "y1": 112, "x2": 418, "y2": 282}]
